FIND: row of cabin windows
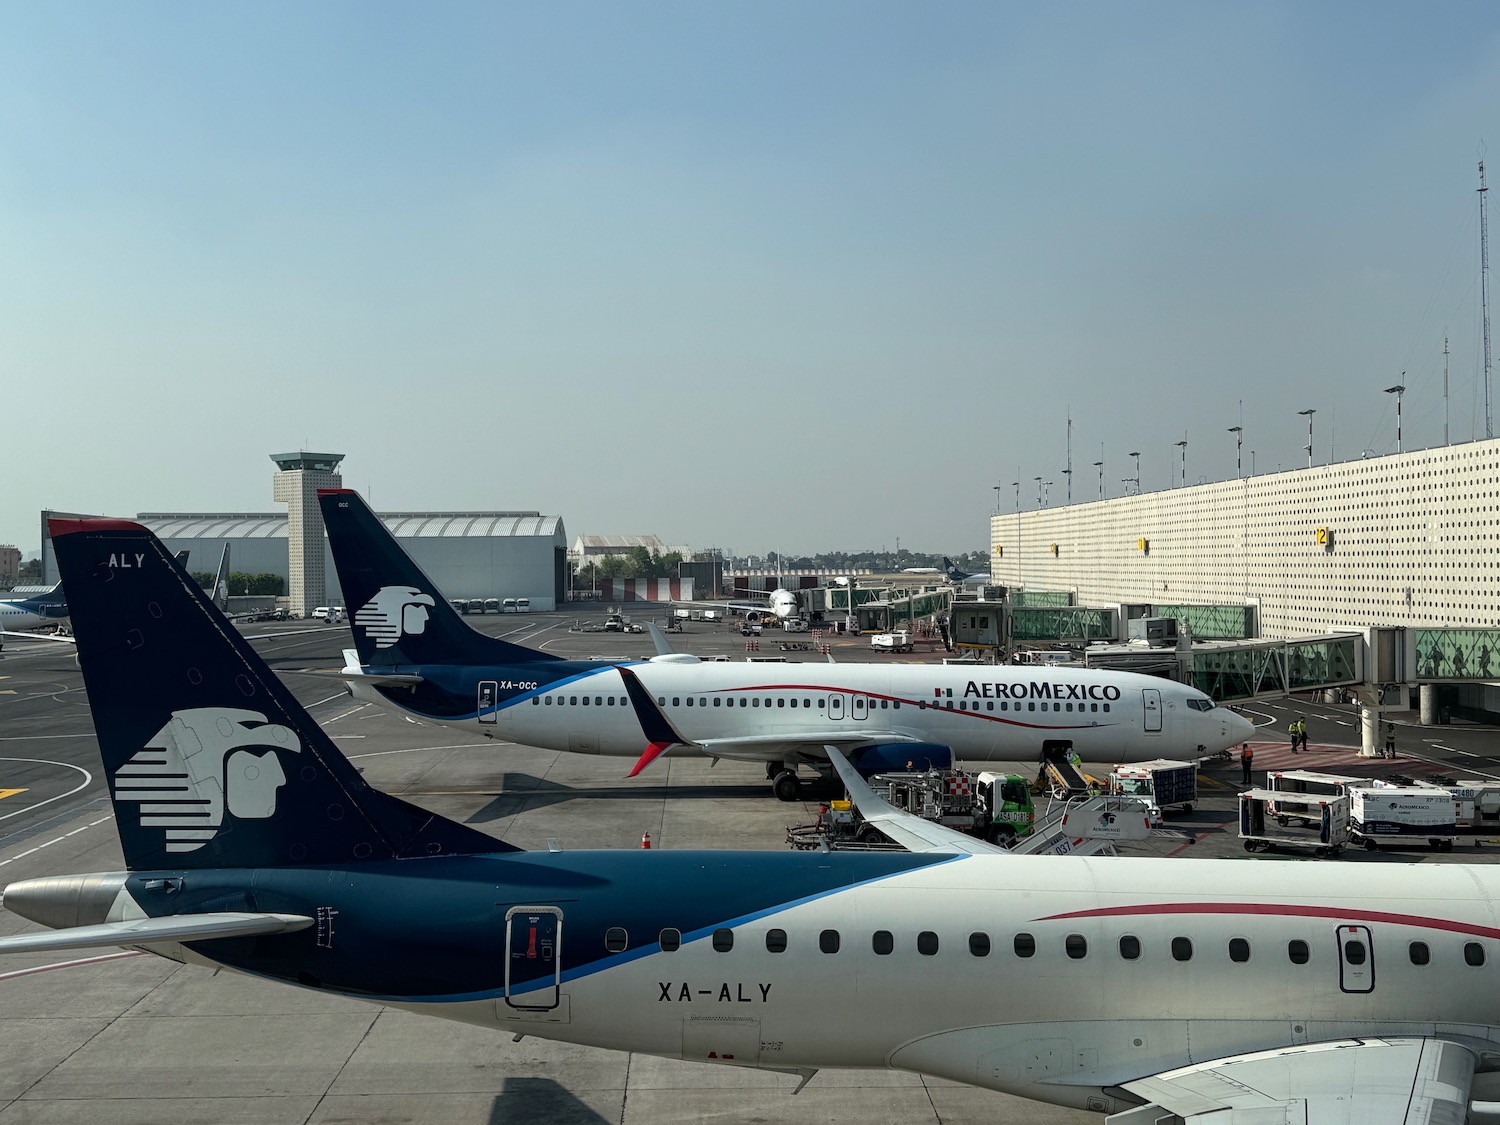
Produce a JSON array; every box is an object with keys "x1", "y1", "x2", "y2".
[
  {"x1": 533, "y1": 694, "x2": 1110, "y2": 714},
  {"x1": 938, "y1": 699, "x2": 1110, "y2": 713},
  {"x1": 604, "y1": 928, "x2": 1490, "y2": 967}
]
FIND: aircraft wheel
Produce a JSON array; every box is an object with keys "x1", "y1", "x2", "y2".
[
  {"x1": 772, "y1": 771, "x2": 801, "y2": 802},
  {"x1": 1364, "y1": 838, "x2": 1378, "y2": 852},
  {"x1": 765, "y1": 761, "x2": 780, "y2": 781},
  {"x1": 1182, "y1": 803, "x2": 1193, "y2": 815}
]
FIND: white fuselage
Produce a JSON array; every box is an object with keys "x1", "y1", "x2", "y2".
[
  {"x1": 355, "y1": 661, "x2": 1254, "y2": 765},
  {"x1": 0, "y1": 602, "x2": 66, "y2": 632},
  {"x1": 372, "y1": 854, "x2": 1500, "y2": 1114}
]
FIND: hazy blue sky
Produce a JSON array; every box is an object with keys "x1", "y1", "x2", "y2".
[{"x1": 4, "y1": 2, "x2": 1499, "y2": 556}]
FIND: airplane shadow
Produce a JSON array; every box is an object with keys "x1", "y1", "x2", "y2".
[
  {"x1": 460, "y1": 774, "x2": 780, "y2": 823},
  {"x1": 487, "y1": 1076, "x2": 612, "y2": 1124}
]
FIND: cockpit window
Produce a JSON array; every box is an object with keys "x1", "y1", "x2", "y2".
[{"x1": 1186, "y1": 698, "x2": 1214, "y2": 712}]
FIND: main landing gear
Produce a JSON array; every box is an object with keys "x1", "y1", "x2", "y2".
[{"x1": 765, "y1": 760, "x2": 835, "y2": 801}]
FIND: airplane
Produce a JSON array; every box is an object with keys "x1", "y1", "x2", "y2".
[
  {"x1": 942, "y1": 557, "x2": 990, "y2": 586},
  {"x1": 320, "y1": 489, "x2": 1252, "y2": 799},
  {"x1": 0, "y1": 549, "x2": 192, "y2": 644},
  {"x1": 2, "y1": 513, "x2": 1496, "y2": 1124}
]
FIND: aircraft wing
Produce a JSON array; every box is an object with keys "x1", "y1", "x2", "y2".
[
  {"x1": 0, "y1": 630, "x2": 76, "y2": 645},
  {"x1": 1118, "y1": 1037, "x2": 1475, "y2": 1125},
  {"x1": 0, "y1": 912, "x2": 314, "y2": 955},
  {"x1": 823, "y1": 747, "x2": 1013, "y2": 855}
]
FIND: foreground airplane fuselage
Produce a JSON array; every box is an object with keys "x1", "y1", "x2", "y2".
[
  {"x1": 15, "y1": 850, "x2": 1498, "y2": 1115},
  {"x1": 346, "y1": 658, "x2": 1252, "y2": 766}
]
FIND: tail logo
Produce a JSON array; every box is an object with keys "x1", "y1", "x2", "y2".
[
  {"x1": 354, "y1": 585, "x2": 436, "y2": 649},
  {"x1": 112, "y1": 708, "x2": 301, "y2": 853}
]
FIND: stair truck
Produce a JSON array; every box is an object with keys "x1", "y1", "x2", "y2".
[{"x1": 1108, "y1": 759, "x2": 1197, "y2": 821}]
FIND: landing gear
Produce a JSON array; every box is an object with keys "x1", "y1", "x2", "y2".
[
  {"x1": 765, "y1": 761, "x2": 780, "y2": 781},
  {"x1": 772, "y1": 770, "x2": 802, "y2": 802}
]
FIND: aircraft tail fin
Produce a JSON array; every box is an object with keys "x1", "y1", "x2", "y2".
[
  {"x1": 319, "y1": 489, "x2": 559, "y2": 669},
  {"x1": 48, "y1": 517, "x2": 513, "y2": 871}
]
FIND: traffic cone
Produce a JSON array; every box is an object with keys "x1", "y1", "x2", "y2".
[{"x1": 641, "y1": 831, "x2": 652, "y2": 849}]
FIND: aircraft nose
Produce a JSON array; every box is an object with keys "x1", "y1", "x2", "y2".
[{"x1": 1230, "y1": 710, "x2": 1256, "y2": 742}]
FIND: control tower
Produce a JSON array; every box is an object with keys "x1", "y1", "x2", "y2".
[{"x1": 270, "y1": 451, "x2": 344, "y2": 617}]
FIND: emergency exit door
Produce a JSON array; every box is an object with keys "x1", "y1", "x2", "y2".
[
  {"x1": 1142, "y1": 688, "x2": 1162, "y2": 733},
  {"x1": 478, "y1": 681, "x2": 498, "y2": 724},
  {"x1": 505, "y1": 906, "x2": 562, "y2": 1010},
  {"x1": 1337, "y1": 924, "x2": 1374, "y2": 993}
]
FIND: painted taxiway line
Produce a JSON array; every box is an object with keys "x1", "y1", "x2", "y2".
[
  {"x1": 0, "y1": 759, "x2": 94, "y2": 824},
  {"x1": 0, "y1": 814, "x2": 111, "y2": 868}
]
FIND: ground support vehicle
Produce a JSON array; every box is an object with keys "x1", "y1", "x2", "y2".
[
  {"x1": 1108, "y1": 759, "x2": 1197, "y2": 821},
  {"x1": 1265, "y1": 769, "x2": 1371, "y2": 828},
  {"x1": 1408, "y1": 777, "x2": 1500, "y2": 829},
  {"x1": 870, "y1": 630, "x2": 914, "y2": 653},
  {"x1": 1239, "y1": 788, "x2": 1347, "y2": 858},
  {"x1": 1348, "y1": 785, "x2": 1457, "y2": 852},
  {"x1": 1035, "y1": 743, "x2": 1105, "y2": 800}
]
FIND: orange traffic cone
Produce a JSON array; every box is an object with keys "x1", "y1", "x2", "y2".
[{"x1": 641, "y1": 831, "x2": 652, "y2": 849}]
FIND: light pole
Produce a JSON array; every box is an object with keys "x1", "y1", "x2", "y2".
[
  {"x1": 1174, "y1": 438, "x2": 1187, "y2": 486},
  {"x1": 1298, "y1": 408, "x2": 1316, "y2": 468},
  {"x1": 1011, "y1": 480, "x2": 1020, "y2": 511},
  {"x1": 1061, "y1": 467, "x2": 1072, "y2": 504},
  {"x1": 992, "y1": 483, "x2": 1002, "y2": 513},
  {"x1": 1227, "y1": 425, "x2": 1243, "y2": 478},
  {"x1": 1384, "y1": 382, "x2": 1406, "y2": 453},
  {"x1": 1034, "y1": 476, "x2": 1043, "y2": 508},
  {"x1": 1093, "y1": 459, "x2": 1104, "y2": 499},
  {"x1": 1128, "y1": 451, "x2": 1141, "y2": 494},
  {"x1": 1043, "y1": 480, "x2": 1054, "y2": 507}
]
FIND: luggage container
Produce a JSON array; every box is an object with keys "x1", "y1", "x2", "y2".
[
  {"x1": 1239, "y1": 788, "x2": 1346, "y2": 858},
  {"x1": 1347, "y1": 786, "x2": 1457, "y2": 852},
  {"x1": 1109, "y1": 759, "x2": 1197, "y2": 820},
  {"x1": 1266, "y1": 769, "x2": 1372, "y2": 828}
]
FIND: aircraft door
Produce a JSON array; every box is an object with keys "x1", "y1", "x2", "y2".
[
  {"x1": 1336, "y1": 924, "x2": 1374, "y2": 993},
  {"x1": 828, "y1": 694, "x2": 845, "y2": 720},
  {"x1": 505, "y1": 906, "x2": 562, "y2": 1010},
  {"x1": 1142, "y1": 688, "x2": 1162, "y2": 733},
  {"x1": 478, "y1": 681, "x2": 499, "y2": 725},
  {"x1": 851, "y1": 694, "x2": 868, "y2": 721}
]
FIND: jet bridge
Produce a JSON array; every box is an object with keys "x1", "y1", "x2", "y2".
[{"x1": 1082, "y1": 633, "x2": 1364, "y2": 704}]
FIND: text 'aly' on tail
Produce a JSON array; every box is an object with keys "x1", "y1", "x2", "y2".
[
  {"x1": 48, "y1": 517, "x2": 513, "y2": 872},
  {"x1": 318, "y1": 488, "x2": 559, "y2": 669}
]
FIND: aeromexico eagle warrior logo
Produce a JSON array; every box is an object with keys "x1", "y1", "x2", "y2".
[
  {"x1": 354, "y1": 585, "x2": 436, "y2": 649},
  {"x1": 112, "y1": 708, "x2": 300, "y2": 853}
]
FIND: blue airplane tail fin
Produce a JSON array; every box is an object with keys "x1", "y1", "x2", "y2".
[
  {"x1": 48, "y1": 517, "x2": 513, "y2": 871},
  {"x1": 319, "y1": 489, "x2": 559, "y2": 669}
]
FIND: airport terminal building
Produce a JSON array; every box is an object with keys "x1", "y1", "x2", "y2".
[{"x1": 39, "y1": 452, "x2": 568, "y2": 614}]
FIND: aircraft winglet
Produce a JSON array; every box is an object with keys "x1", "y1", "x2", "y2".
[{"x1": 617, "y1": 665, "x2": 689, "y2": 777}]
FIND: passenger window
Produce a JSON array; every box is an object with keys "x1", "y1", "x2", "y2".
[
  {"x1": 893, "y1": 701, "x2": 900, "y2": 709},
  {"x1": 713, "y1": 698, "x2": 721, "y2": 707},
  {"x1": 672, "y1": 697, "x2": 680, "y2": 707},
  {"x1": 1103, "y1": 703, "x2": 1111, "y2": 712},
  {"x1": 582, "y1": 697, "x2": 590, "y2": 706},
  {"x1": 819, "y1": 929, "x2": 840, "y2": 954},
  {"x1": 917, "y1": 931, "x2": 939, "y2": 956},
  {"x1": 595, "y1": 696, "x2": 602, "y2": 705},
  {"x1": 881, "y1": 699, "x2": 888, "y2": 709},
  {"x1": 777, "y1": 699, "x2": 784, "y2": 708},
  {"x1": 919, "y1": 700, "x2": 926, "y2": 710},
  {"x1": 1065, "y1": 934, "x2": 1087, "y2": 960},
  {"x1": 1091, "y1": 703, "x2": 1098, "y2": 712},
  {"x1": 765, "y1": 929, "x2": 788, "y2": 953},
  {"x1": 686, "y1": 698, "x2": 693, "y2": 707},
  {"x1": 986, "y1": 701, "x2": 994, "y2": 711},
  {"x1": 1288, "y1": 940, "x2": 1310, "y2": 965},
  {"x1": 1001, "y1": 701, "x2": 1008, "y2": 710},
  {"x1": 1343, "y1": 940, "x2": 1366, "y2": 966},
  {"x1": 544, "y1": 697, "x2": 552, "y2": 705},
  {"x1": 872, "y1": 930, "x2": 894, "y2": 955},
  {"x1": 1028, "y1": 701, "x2": 1036, "y2": 711},
  {"x1": 1171, "y1": 937, "x2": 1193, "y2": 962},
  {"x1": 1409, "y1": 941, "x2": 1430, "y2": 966},
  {"x1": 1466, "y1": 942, "x2": 1487, "y2": 967},
  {"x1": 604, "y1": 927, "x2": 628, "y2": 953},
  {"x1": 1119, "y1": 935, "x2": 1141, "y2": 960},
  {"x1": 657, "y1": 697, "x2": 665, "y2": 706},
  {"x1": 570, "y1": 696, "x2": 577, "y2": 706},
  {"x1": 1228, "y1": 938, "x2": 1250, "y2": 963},
  {"x1": 752, "y1": 699, "x2": 760, "y2": 707},
  {"x1": 712, "y1": 928, "x2": 734, "y2": 952},
  {"x1": 532, "y1": 698, "x2": 539, "y2": 705},
  {"x1": 659, "y1": 928, "x2": 681, "y2": 952},
  {"x1": 1013, "y1": 933, "x2": 1036, "y2": 958},
  {"x1": 968, "y1": 932, "x2": 990, "y2": 957},
  {"x1": 818, "y1": 699, "x2": 825, "y2": 708}
]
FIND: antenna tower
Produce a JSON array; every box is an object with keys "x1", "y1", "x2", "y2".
[
  {"x1": 1065, "y1": 413, "x2": 1073, "y2": 503},
  {"x1": 1483, "y1": 160, "x2": 1493, "y2": 440},
  {"x1": 1444, "y1": 335, "x2": 1450, "y2": 445}
]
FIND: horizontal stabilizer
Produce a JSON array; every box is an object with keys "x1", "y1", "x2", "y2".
[{"x1": 0, "y1": 912, "x2": 314, "y2": 955}]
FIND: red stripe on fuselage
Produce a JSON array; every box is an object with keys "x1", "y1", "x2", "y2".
[{"x1": 1034, "y1": 901, "x2": 1500, "y2": 940}]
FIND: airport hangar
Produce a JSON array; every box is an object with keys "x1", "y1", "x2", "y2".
[
  {"x1": 988, "y1": 434, "x2": 1500, "y2": 724},
  {"x1": 37, "y1": 452, "x2": 569, "y2": 616}
]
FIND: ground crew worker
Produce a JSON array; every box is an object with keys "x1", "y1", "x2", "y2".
[
  {"x1": 1298, "y1": 717, "x2": 1310, "y2": 753},
  {"x1": 1384, "y1": 721, "x2": 1397, "y2": 759},
  {"x1": 1288, "y1": 718, "x2": 1300, "y2": 753},
  {"x1": 1240, "y1": 742, "x2": 1254, "y2": 784}
]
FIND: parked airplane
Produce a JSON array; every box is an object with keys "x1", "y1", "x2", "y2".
[
  {"x1": 942, "y1": 556, "x2": 991, "y2": 586},
  {"x1": 3, "y1": 514, "x2": 1494, "y2": 1124},
  {"x1": 321, "y1": 490, "x2": 1251, "y2": 798}
]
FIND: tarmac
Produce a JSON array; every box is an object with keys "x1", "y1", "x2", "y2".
[{"x1": 2, "y1": 607, "x2": 1499, "y2": 1124}]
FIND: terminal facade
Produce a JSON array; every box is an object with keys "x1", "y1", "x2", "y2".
[{"x1": 989, "y1": 436, "x2": 1500, "y2": 726}]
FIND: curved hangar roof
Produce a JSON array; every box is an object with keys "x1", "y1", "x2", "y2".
[{"x1": 137, "y1": 512, "x2": 564, "y2": 542}]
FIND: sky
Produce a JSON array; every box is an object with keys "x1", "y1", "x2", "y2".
[{"x1": 3, "y1": 2, "x2": 1499, "y2": 557}]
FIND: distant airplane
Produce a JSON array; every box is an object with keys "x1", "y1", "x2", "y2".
[
  {"x1": 942, "y1": 557, "x2": 990, "y2": 586},
  {"x1": 5, "y1": 513, "x2": 1497, "y2": 1125},
  {"x1": 319, "y1": 489, "x2": 1250, "y2": 800}
]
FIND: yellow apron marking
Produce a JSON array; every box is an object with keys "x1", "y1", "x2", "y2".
[{"x1": 0, "y1": 789, "x2": 28, "y2": 800}]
